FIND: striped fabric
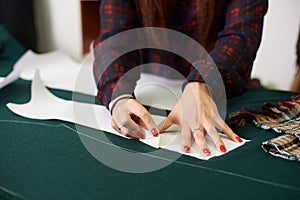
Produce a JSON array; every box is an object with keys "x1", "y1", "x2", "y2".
[
  {"x1": 262, "y1": 134, "x2": 300, "y2": 162},
  {"x1": 229, "y1": 95, "x2": 300, "y2": 162},
  {"x1": 254, "y1": 116, "x2": 300, "y2": 138}
]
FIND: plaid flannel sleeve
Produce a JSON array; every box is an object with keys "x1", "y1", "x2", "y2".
[
  {"x1": 187, "y1": 0, "x2": 268, "y2": 98},
  {"x1": 93, "y1": 0, "x2": 141, "y2": 108}
]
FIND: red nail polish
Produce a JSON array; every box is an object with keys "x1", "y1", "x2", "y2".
[
  {"x1": 236, "y1": 136, "x2": 243, "y2": 143},
  {"x1": 151, "y1": 128, "x2": 159, "y2": 137},
  {"x1": 220, "y1": 145, "x2": 226, "y2": 153},
  {"x1": 203, "y1": 148, "x2": 210, "y2": 155},
  {"x1": 184, "y1": 146, "x2": 190, "y2": 153}
]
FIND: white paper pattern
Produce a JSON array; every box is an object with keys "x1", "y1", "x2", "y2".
[
  {"x1": 0, "y1": 66, "x2": 20, "y2": 90},
  {"x1": 0, "y1": 50, "x2": 97, "y2": 95}
]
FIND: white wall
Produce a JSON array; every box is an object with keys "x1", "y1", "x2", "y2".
[
  {"x1": 252, "y1": 0, "x2": 300, "y2": 90},
  {"x1": 34, "y1": 0, "x2": 82, "y2": 61}
]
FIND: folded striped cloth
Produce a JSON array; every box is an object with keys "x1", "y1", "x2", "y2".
[
  {"x1": 229, "y1": 95, "x2": 300, "y2": 162},
  {"x1": 262, "y1": 134, "x2": 300, "y2": 161}
]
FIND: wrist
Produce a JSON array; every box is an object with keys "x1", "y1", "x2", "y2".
[{"x1": 109, "y1": 94, "x2": 135, "y2": 115}]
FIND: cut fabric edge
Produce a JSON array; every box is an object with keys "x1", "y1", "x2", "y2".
[{"x1": 261, "y1": 134, "x2": 300, "y2": 162}]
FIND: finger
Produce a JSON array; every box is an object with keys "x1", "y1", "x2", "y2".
[
  {"x1": 193, "y1": 128, "x2": 211, "y2": 156},
  {"x1": 112, "y1": 118, "x2": 138, "y2": 139},
  {"x1": 180, "y1": 125, "x2": 192, "y2": 153},
  {"x1": 203, "y1": 123, "x2": 226, "y2": 153},
  {"x1": 129, "y1": 101, "x2": 159, "y2": 137},
  {"x1": 214, "y1": 137, "x2": 227, "y2": 153},
  {"x1": 119, "y1": 118, "x2": 146, "y2": 139},
  {"x1": 158, "y1": 116, "x2": 174, "y2": 133},
  {"x1": 120, "y1": 126, "x2": 139, "y2": 140},
  {"x1": 216, "y1": 119, "x2": 243, "y2": 143}
]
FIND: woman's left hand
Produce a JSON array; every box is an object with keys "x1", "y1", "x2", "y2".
[{"x1": 158, "y1": 82, "x2": 243, "y2": 156}]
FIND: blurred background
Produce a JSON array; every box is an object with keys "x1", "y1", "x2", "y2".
[{"x1": 1, "y1": 0, "x2": 299, "y2": 91}]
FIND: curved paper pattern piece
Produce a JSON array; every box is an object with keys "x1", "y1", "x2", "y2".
[
  {"x1": 4, "y1": 50, "x2": 97, "y2": 95},
  {"x1": 7, "y1": 71, "x2": 159, "y2": 148}
]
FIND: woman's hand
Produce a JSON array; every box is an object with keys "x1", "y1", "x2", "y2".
[
  {"x1": 110, "y1": 95, "x2": 159, "y2": 139},
  {"x1": 159, "y1": 82, "x2": 242, "y2": 156}
]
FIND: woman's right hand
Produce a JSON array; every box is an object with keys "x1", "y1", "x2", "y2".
[
  {"x1": 158, "y1": 82, "x2": 242, "y2": 156},
  {"x1": 110, "y1": 95, "x2": 160, "y2": 139}
]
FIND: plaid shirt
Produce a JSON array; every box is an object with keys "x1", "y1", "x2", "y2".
[{"x1": 94, "y1": 0, "x2": 268, "y2": 108}]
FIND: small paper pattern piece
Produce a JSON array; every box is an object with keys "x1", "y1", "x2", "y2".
[{"x1": 7, "y1": 71, "x2": 247, "y2": 160}]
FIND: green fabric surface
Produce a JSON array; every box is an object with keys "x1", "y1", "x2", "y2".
[
  {"x1": 0, "y1": 32, "x2": 299, "y2": 199},
  {"x1": 1, "y1": 81, "x2": 300, "y2": 200},
  {"x1": 0, "y1": 25, "x2": 25, "y2": 76}
]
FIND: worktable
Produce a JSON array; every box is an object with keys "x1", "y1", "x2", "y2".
[{"x1": 0, "y1": 26, "x2": 299, "y2": 200}]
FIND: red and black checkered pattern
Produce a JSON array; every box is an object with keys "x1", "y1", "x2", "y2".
[{"x1": 93, "y1": 0, "x2": 268, "y2": 108}]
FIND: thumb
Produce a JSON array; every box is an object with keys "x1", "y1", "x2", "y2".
[{"x1": 158, "y1": 116, "x2": 175, "y2": 133}]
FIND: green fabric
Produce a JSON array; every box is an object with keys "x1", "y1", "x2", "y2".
[
  {"x1": 0, "y1": 25, "x2": 25, "y2": 76},
  {"x1": 0, "y1": 35, "x2": 299, "y2": 199},
  {"x1": 1, "y1": 83, "x2": 300, "y2": 200}
]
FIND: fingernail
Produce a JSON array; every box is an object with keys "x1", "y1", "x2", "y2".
[
  {"x1": 137, "y1": 132, "x2": 145, "y2": 139},
  {"x1": 236, "y1": 136, "x2": 243, "y2": 143},
  {"x1": 220, "y1": 145, "x2": 226, "y2": 153},
  {"x1": 184, "y1": 146, "x2": 190, "y2": 153},
  {"x1": 203, "y1": 148, "x2": 210, "y2": 155},
  {"x1": 151, "y1": 128, "x2": 159, "y2": 137}
]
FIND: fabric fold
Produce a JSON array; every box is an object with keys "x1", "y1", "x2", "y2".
[{"x1": 229, "y1": 95, "x2": 300, "y2": 162}]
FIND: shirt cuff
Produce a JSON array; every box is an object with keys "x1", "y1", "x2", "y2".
[
  {"x1": 185, "y1": 59, "x2": 247, "y2": 100},
  {"x1": 97, "y1": 77, "x2": 138, "y2": 109}
]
